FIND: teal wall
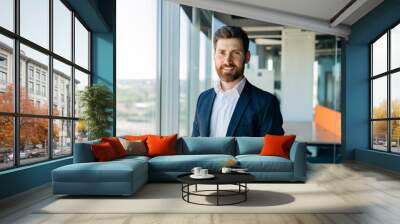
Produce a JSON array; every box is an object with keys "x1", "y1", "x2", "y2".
[
  {"x1": 345, "y1": 0, "x2": 400, "y2": 171},
  {"x1": 0, "y1": 158, "x2": 72, "y2": 199},
  {"x1": 0, "y1": 0, "x2": 116, "y2": 200}
]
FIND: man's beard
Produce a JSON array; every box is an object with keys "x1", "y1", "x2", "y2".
[{"x1": 216, "y1": 62, "x2": 245, "y2": 82}]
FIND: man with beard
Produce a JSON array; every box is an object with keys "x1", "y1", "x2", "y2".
[{"x1": 192, "y1": 26, "x2": 284, "y2": 137}]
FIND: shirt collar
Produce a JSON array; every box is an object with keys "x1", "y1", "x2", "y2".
[{"x1": 214, "y1": 77, "x2": 247, "y2": 95}]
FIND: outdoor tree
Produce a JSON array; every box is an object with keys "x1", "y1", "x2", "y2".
[{"x1": 0, "y1": 84, "x2": 60, "y2": 152}]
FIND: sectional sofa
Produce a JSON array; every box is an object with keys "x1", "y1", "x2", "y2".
[{"x1": 52, "y1": 137, "x2": 307, "y2": 196}]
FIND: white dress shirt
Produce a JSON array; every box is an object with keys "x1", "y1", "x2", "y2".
[{"x1": 209, "y1": 77, "x2": 247, "y2": 137}]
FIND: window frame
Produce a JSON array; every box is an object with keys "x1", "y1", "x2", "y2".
[
  {"x1": 0, "y1": 0, "x2": 91, "y2": 171},
  {"x1": 369, "y1": 19, "x2": 400, "y2": 154}
]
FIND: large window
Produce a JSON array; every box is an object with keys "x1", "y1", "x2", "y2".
[
  {"x1": 0, "y1": 0, "x2": 91, "y2": 170},
  {"x1": 370, "y1": 23, "x2": 400, "y2": 153},
  {"x1": 116, "y1": 0, "x2": 158, "y2": 135}
]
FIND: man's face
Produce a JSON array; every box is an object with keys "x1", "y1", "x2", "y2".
[{"x1": 214, "y1": 38, "x2": 250, "y2": 82}]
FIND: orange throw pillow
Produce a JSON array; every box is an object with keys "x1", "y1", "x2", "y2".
[
  {"x1": 124, "y1": 135, "x2": 149, "y2": 141},
  {"x1": 146, "y1": 134, "x2": 177, "y2": 157},
  {"x1": 260, "y1": 134, "x2": 296, "y2": 159},
  {"x1": 91, "y1": 142, "x2": 117, "y2": 161},
  {"x1": 101, "y1": 137, "x2": 127, "y2": 158}
]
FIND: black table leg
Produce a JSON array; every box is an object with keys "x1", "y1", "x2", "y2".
[
  {"x1": 216, "y1": 184, "x2": 219, "y2": 206},
  {"x1": 245, "y1": 183, "x2": 247, "y2": 201}
]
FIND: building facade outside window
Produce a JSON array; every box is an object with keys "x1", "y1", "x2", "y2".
[{"x1": 0, "y1": 0, "x2": 91, "y2": 170}]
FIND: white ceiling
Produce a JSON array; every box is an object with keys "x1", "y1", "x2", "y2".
[
  {"x1": 226, "y1": 0, "x2": 353, "y2": 24},
  {"x1": 168, "y1": 0, "x2": 384, "y2": 37}
]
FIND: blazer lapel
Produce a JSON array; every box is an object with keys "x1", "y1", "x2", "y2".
[
  {"x1": 203, "y1": 91, "x2": 216, "y2": 137},
  {"x1": 226, "y1": 82, "x2": 251, "y2": 136}
]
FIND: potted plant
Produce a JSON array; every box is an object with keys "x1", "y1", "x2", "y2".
[{"x1": 79, "y1": 84, "x2": 114, "y2": 140}]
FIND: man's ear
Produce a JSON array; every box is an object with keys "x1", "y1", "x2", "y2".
[{"x1": 245, "y1": 51, "x2": 251, "y2": 63}]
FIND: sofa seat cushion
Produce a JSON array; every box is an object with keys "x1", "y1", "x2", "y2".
[
  {"x1": 149, "y1": 154, "x2": 235, "y2": 172},
  {"x1": 53, "y1": 159, "x2": 147, "y2": 183},
  {"x1": 236, "y1": 155, "x2": 293, "y2": 172},
  {"x1": 179, "y1": 137, "x2": 235, "y2": 155}
]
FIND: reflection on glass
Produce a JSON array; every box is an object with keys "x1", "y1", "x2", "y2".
[
  {"x1": 178, "y1": 6, "x2": 213, "y2": 137},
  {"x1": 0, "y1": 0, "x2": 14, "y2": 31},
  {"x1": 0, "y1": 116, "x2": 13, "y2": 170},
  {"x1": 74, "y1": 69, "x2": 89, "y2": 118},
  {"x1": 74, "y1": 18, "x2": 89, "y2": 69},
  {"x1": 20, "y1": 44, "x2": 49, "y2": 115},
  {"x1": 372, "y1": 77, "x2": 387, "y2": 119},
  {"x1": 75, "y1": 120, "x2": 88, "y2": 143},
  {"x1": 53, "y1": 119, "x2": 72, "y2": 157},
  {"x1": 116, "y1": 0, "x2": 157, "y2": 135},
  {"x1": 372, "y1": 121, "x2": 388, "y2": 151},
  {"x1": 372, "y1": 33, "x2": 387, "y2": 76},
  {"x1": 391, "y1": 24, "x2": 400, "y2": 70},
  {"x1": 391, "y1": 72, "x2": 400, "y2": 118},
  {"x1": 53, "y1": 59, "x2": 72, "y2": 117},
  {"x1": 179, "y1": 7, "x2": 190, "y2": 136},
  {"x1": 20, "y1": 117, "x2": 49, "y2": 165},
  {"x1": 391, "y1": 120, "x2": 400, "y2": 153},
  {"x1": 0, "y1": 34, "x2": 14, "y2": 113},
  {"x1": 53, "y1": 0, "x2": 72, "y2": 60},
  {"x1": 20, "y1": 0, "x2": 49, "y2": 49}
]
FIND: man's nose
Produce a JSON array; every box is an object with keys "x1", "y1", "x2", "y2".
[{"x1": 223, "y1": 53, "x2": 233, "y2": 63}]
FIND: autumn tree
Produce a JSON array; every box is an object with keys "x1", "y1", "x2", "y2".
[
  {"x1": 372, "y1": 99, "x2": 400, "y2": 143},
  {"x1": 0, "y1": 84, "x2": 60, "y2": 152}
]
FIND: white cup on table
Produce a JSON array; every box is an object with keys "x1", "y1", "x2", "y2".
[
  {"x1": 200, "y1": 169, "x2": 208, "y2": 176},
  {"x1": 191, "y1": 167, "x2": 202, "y2": 176}
]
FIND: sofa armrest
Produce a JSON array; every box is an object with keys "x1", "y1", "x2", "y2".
[
  {"x1": 73, "y1": 140, "x2": 100, "y2": 163},
  {"x1": 289, "y1": 141, "x2": 307, "y2": 181}
]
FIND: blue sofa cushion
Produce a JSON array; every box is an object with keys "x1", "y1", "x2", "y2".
[
  {"x1": 53, "y1": 159, "x2": 147, "y2": 183},
  {"x1": 236, "y1": 155, "x2": 293, "y2": 172},
  {"x1": 73, "y1": 140, "x2": 101, "y2": 163},
  {"x1": 149, "y1": 154, "x2": 235, "y2": 172},
  {"x1": 180, "y1": 137, "x2": 235, "y2": 155},
  {"x1": 236, "y1": 137, "x2": 264, "y2": 155}
]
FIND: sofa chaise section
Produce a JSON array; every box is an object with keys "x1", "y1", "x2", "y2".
[{"x1": 52, "y1": 141, "x2": 149, "y2": 196}]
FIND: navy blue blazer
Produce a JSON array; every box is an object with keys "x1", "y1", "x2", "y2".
[{"x1": 192, "y1": 80, "x2": 284, "y2": 137}]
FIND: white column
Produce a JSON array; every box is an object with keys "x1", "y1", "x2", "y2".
[
  {"x1": 160, "y1": 0, "x2": 180, "y2": 135},
  {"x1": 281, "y1": 28, "x2": 315, "y2": 122}
]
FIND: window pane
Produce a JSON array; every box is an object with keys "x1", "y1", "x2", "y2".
[
  {"x1": 372, "y1": 121, "x2": 388, "y2": 151},
  {"x1": 20, "y1": 44, "x2": 49, "y2": 115},
  {"x1": 74, "y1": 18, "x2": 89, "y2": 70},
  {"x1": 391, "y1": 72, "x2": 400, "y2": 118},
  {"x1": 0, "y1": 116, "x2": 13, "y2": 170},
  {"x1": 116, "y1": 0, "x2": 158, "y2": 135},
  {"x1": 75, "y1": 120, "x2": 88, "y2": 143},
  {"x1": 391, "y1": 120, "x2": 400, "y2": 153},
  {"x1": 372, "y1": 33, "x2": 387, "y2": 76},
  {"x1": 20, "y1": 0, "x2": 49, "y2": 49},
  {"x1": 0, "y1": 34, "x2": 14, "y2": 112},
  {"x1": 74, "y1": 69, "x2": 89, "y2": 118},
  {"x1": 53, "y1": 119, "x2": 72, "y2": 157},
  {"x1": 391, "y1": 24, "x2": 400, "y2": 70},
  {"x1": 0, "y1": 0, "x2": 13, "y2": 31},
  {"x1": 372, "y1": 77, "x2": 387, "y2": 119},
  {"x1": 53, "y1": 0, "x2": 72, "y2": 60},
  {"x1": 53, "y1": 59, "x2": 72, "y2": 117},
  {"x1": 20, "y1": 117, "x2": 49, "y2": 165}
]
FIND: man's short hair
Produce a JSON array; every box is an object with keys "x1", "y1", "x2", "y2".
[{"x1": 213, "y1": 26, "x2": 249, "y2": 53}]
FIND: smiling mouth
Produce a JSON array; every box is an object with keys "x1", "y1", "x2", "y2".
[{"x1": 222, "y1": 66, "x2": 235, "y2": 72}]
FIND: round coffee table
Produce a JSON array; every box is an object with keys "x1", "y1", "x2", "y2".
[{"x1": 177, "y1": 172, "x2": 255, "y2": 206}]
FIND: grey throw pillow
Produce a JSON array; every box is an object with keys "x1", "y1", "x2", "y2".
[{"x1": 118, "y1": 138, "x2": 147, "y2": 156}]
